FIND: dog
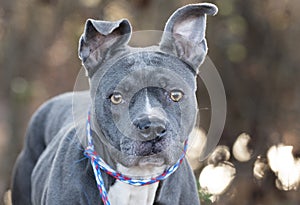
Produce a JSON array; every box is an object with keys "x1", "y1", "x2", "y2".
[{"x1": 11, "y1": 3, "x2": 217, "y2": 205}]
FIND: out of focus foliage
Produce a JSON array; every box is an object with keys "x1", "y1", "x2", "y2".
[{"x1": 1, "y1": 0, "x2": 300, "y2": 204}]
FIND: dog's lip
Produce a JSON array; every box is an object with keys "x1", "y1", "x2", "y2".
[
  {"x1": 138, "y1": 156, "x2": 165, "y2": 167},
  {"x1": 137, "y1": 136, "x2": 167, "y2": 156},
  {"x1": 142, "y1": 135, "x2": 164, "y2": 144}
]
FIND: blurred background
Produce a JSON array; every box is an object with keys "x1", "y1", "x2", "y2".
[{"x1": 0, "y1": 0, "x2": 300, "y2": 204}]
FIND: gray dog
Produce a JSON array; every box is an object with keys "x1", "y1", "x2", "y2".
[{"x1": 11, "y1": 3, "x2": 217, "y2": 205}]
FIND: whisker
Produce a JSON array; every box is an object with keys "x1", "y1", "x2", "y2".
[{"x1": 74, "y1": 157, "x2": 87, "y2": 164}]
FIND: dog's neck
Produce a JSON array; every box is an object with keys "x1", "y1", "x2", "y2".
[{"x1": 107, "y1": 164, "x2": 166, "y2": 205}]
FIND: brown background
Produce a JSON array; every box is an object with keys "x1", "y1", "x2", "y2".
[{"x1": 1, "y1": 0, "x2": 300, "y2": 204}]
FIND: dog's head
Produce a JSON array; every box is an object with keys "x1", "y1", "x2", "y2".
[{"x1": 78, "y1": 3, "x2": 217, "y2": 168}]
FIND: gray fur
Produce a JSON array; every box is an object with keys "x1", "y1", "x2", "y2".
[{"x1": 11, "y1": 3, "x2": 217, "y2": 204}]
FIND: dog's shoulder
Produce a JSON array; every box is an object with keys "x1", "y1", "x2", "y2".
[{"x1": 30, "y1": 123, "x2": 97, "y2": 205}]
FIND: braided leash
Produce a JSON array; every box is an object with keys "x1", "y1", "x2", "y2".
[{"x1": 84, "y1": 111, "x2": 188, "y2": 205}]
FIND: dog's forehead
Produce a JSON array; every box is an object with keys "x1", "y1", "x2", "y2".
[{"x1": 91, "y1": 50, "x2": 197, "y2": 94}]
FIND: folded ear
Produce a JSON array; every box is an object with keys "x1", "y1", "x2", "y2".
[
  {"x1": 160, "y1": 3, "x2": 218, "y2": 73},
  {"x1": 78, "y1": 19, "x2": 132, "y2": 77}
]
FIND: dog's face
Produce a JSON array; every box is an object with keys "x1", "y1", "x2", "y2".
[
  {"x1": 78, "y1": 3, "x2": 218, "y2": 167},
  {"x1": 90, "y1": 51, "x2": 198, "y2": 167}
]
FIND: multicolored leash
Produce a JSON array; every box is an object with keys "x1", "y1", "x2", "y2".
[{"x1": 84, "y1": 110, "x2": 188, "y2": 205}]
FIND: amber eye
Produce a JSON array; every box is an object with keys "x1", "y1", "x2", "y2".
[
  {"x1": 110, "y1": 93, "x2": 123, "y2": 105},
  {"x1": 170, "y1": 90, "x2": 184, "y2": 102}
]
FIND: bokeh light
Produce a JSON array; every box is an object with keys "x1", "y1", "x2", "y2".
[
  {"x1": 186, "y1": 127, "x2": 207, "y2": 170},
  {"x1": 232, "y1": 133, "x2": 252, "y2": 162},
  {"x1": 267, "y1": 144, "x2": 300, "y2": 191},
  {"x1": 253, "y1": 156, "x2": 269, "y2": 180},
  {"x1": 199, "y1": 162, "x2": 236, "y2": 196}
]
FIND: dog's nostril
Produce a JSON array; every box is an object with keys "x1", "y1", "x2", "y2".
[
  {"x1": 143, "y1": 125, "x2": 150, "y2": 130},
  {"x1": 134, "y1": 118, "x2": 151, "y2": 130},
  {"x1": 156, "y1": 126, "x2": 167, "y2": 138}
]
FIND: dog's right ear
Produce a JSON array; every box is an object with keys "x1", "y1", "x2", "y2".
[{"x1": 78, "y1": 19, "x2": 132, "y2": 77}]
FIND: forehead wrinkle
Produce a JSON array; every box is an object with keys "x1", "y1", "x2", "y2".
[
  {"x1": 120, "y1": 68, "x2": 186, "y2": 94},
  {"x1": 116, "y1": 68, "x2": 149, "y2": 93}
]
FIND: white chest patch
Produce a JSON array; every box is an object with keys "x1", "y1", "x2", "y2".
[{"x1": 107, "y1": 164, "x2": 166, "y2": 205}]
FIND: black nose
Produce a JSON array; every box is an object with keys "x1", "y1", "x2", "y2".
[{"x1": 133, "y1": 116, "x2": 167, "y2": 140}]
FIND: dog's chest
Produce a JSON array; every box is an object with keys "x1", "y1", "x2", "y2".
[
  {"x1": 107, "y1": 164, "x2": 165, "y2": 205},
  {"x1": 107, "y1": 181, "x2": 159, "y2": 205}
]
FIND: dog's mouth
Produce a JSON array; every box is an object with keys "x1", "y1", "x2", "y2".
[
  {"x1": 112, "y1": 133, "x2": 186, "y2": 167},
  {"x1": 136, "y1": 136, "x2": 167, "y2": 156},
  {"x1": 120, "y1": 136, "x2": 169, "y2": 157}
]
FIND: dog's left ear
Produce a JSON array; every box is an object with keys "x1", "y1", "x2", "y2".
[
  {"x1": 78, "y1": 19, "x2": 132, "y2": 77},
  {"x1": 160, "y1": 3, "x2": 218, "y2": 73}
]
